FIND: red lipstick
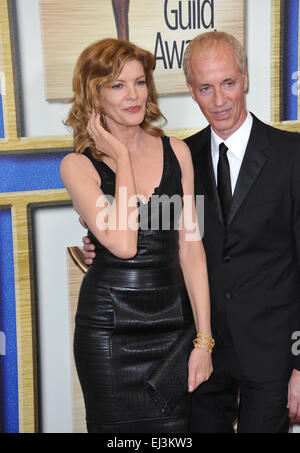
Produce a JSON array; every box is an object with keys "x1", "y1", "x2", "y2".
[{"x1": 123, "y1": 106, "x2": 142, "y2": 113}]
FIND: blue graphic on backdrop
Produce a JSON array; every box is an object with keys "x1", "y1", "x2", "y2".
[
  {"x1": 0, "y1": 74, "x2": 5, "y2": 138},
  {"x1": 0, "y1": 210, "x2": 18, "y2": 433},
  {"x1": 281, "y1": 0, "x2": 299, "y2": 121},
  {"x1": 0, "y1": 150, "x2": 70, "y2": 432}
]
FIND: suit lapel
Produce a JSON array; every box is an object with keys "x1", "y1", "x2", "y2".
[
  {"x1": 191, "y1": 115, "x2": 270, "y2": 230},
  {"x1": 227, "y1": 115, "x2": 269, "y2": 226}
]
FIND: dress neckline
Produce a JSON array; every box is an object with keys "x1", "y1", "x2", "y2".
[{"x1": 99, "y1": 136, "x2": 166, "y2": 205}]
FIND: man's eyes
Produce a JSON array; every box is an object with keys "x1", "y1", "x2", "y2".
[{"x1": 199, "y1": 81, "x2": 234, "y2": 93}]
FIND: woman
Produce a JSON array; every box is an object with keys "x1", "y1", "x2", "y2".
[{"x1": 60, "y1": 38, "x2": 213, "y2": 433}]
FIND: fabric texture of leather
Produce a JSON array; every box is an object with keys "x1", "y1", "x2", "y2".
[{"x1": 74, "y1": 137, "x2": 194, "y2": 432}]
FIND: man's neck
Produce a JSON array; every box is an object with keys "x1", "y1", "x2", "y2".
[{"x1": 211, "y1": 110, "x2": 249, "y2": 141}]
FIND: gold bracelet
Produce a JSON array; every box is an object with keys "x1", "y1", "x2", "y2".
[{"x1": 193, "y1": 332, "x2": 215, "y2": 353}]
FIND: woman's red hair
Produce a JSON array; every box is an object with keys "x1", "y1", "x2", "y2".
[{"x1": 65, "y1": 38, "x2": 166, "y2": 159}]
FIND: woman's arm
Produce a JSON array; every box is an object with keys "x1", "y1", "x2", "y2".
[
  {"x1": 60, "y1": 123, "x2": 139, "y2": 259},
  {"x1": 170, "y1": 137, "x2": 213, "y2": 392}
]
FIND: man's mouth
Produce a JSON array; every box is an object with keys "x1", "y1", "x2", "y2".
[{"x1": 213, "y1": 108, "x2": 231, "y2": 117}]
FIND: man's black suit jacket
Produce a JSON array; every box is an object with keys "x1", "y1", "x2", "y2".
[{"x1": 184, "y1": 114, "x2": 300, "y2": 382}]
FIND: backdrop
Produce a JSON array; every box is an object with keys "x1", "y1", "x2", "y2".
[{"x1": 0, "y1": 0, "x2": 300, "y2": 433}]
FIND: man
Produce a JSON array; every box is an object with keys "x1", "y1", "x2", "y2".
[{"x1": 81, "y1": 32, "x2": 300, "y2": 432}]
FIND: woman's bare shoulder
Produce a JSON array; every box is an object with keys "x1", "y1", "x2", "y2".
[
  {"x1": 60, "y1": 152, "x2": 100, "y2": 184},
  {"x1": 60, "y1": 151, "x2": 90, "y2": 168},
  {"x1": 168, "y1": 136, "x2": 193, "y2": 170}
]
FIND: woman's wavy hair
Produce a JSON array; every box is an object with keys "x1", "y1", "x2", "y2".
[{"x1": 65, "y1": 38, "x2": 166, "y2": 159}]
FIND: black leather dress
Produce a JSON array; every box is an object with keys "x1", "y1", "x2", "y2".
[{"x1": 74, "y1": 136, "x2": 193, "y2": 433}]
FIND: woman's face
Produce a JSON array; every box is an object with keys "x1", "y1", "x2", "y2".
[{"x1": 99, "y1": 59, "x2": 148, "y2": 130}]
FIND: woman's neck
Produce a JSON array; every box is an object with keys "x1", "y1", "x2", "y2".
[{"x1": 107, "y1": 122, "x2": 147, "y2": 152}]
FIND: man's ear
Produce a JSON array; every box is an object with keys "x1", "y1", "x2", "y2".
[{"x1": 243, "y1": 70, "x2": 249, "y2": 93}]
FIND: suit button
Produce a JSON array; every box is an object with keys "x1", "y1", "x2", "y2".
[
  {"x1": 225, "y1": 291, "x2": 232, "y2": 301},
  {"x1": 223, "y1": 255, "x2": 231, "y2": 263}
]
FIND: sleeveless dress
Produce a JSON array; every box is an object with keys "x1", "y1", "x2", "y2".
[{"x1": 74, "y1": 136, "x2": 194, "y2": 433}]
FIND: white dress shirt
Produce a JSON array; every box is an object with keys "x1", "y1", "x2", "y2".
[{"x1": 211, "y1": 112, "x2": 253, "y2": 195}]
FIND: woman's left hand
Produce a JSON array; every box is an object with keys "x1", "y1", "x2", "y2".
[{"x1": 188, "y1": 348, "x2": 213, "y2": 392}]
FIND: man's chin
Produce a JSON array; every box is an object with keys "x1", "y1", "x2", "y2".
[{"x1": 211, "y1": 120, "x2": 236, "y2": 139}]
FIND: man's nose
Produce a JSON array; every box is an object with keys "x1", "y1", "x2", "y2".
[{"x1": 213, "y1": 88, "x2": 226, "y2": 107}]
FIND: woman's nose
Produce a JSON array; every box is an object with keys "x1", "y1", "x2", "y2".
[{"x1": 126, "y1": 84, "x2": 138, "y2": 100}]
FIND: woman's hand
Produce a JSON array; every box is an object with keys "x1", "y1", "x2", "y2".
[
  {"x1": 188, "y1": 348, "x2": 213, "y2": 392},
  {"x1": 87, "y1": 110, "x2": 128, "y2": 161}
]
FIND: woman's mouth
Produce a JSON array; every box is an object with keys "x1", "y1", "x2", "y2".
[{"x1": 123, "y1": 106, "x2": 142, "y2": 114}]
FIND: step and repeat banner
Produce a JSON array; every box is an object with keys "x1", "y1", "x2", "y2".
[
  {"x1": 39, "y1": 0, "x2": 244, "y2": 98},
  {"x1": 0, "y1": 0, "x2": 299, "y2": 433},
  {"x1": 272, "y1": 0, "x2": 300, "y2": 123}
]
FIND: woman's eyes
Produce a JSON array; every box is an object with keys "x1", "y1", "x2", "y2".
[{"x1": 111, "y1": 80, "x2": 146, "y2": 89}]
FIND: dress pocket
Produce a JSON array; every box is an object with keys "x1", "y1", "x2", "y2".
[{"x1": 109, "y1": 285, "x2": 185, "y2": 336}]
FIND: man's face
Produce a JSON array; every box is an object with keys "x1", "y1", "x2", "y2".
[{"x1": 187, "y1": 43, "x2": 248, "y2": 140}]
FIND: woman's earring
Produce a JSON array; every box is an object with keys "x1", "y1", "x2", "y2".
[{"x1": 101, "y1": 113, "x2": 106, "y2": 126}]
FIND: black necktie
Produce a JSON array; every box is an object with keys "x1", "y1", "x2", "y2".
[{"x1": 217, "y1": 143, "x2": 232, "y2": 224}]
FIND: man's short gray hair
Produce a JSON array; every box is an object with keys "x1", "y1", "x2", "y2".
[{"x1": 183, "y1": 31, "x2": 248, "y2": 84}]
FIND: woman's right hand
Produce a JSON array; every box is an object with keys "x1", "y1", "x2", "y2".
[{"x1": 87, "y1": 110, "x2": 128, "y2": 161}]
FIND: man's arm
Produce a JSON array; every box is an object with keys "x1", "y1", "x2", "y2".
[{"x1": 288, "y1": 143, "x2": 300, "y2": 420}]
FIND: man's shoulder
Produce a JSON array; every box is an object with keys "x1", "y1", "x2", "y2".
[
  {"x1": 184, "y1": 125, "x2": 210, "y2": 152},
  {"x1": 252, "y1": 114, "x2": 300, "y2": 144}
]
